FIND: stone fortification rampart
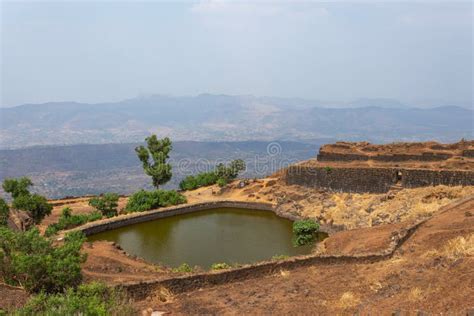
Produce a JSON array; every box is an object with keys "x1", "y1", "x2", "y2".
[{"x1": 284, "y1": 166, "x2": 474, "y2": 193}]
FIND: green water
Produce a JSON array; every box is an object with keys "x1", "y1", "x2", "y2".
[{"x1": 88, "y1": 207, "x2": 326, "y2": 269}]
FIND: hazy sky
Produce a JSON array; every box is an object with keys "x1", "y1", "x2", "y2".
[{"x1": 1, "y1": 1, "x2": 472, "y2": 107}]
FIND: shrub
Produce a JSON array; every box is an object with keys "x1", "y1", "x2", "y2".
[
  {"x1": 2, "y1": 177, "x2": 32, "y2": 199},
  {"x1": 292, "y1": 219, "x2": 320, "y2": 246},
  {"x1": 15, "y1": 282, "x2": 134, "y2": 315},
  {"x1": 210, "y1": 262, "x2": 232, "y2": 270},
  {"x1": 125, "y1": 190, "x2": 186, "y2": 213},
  {"x1": 0, "y1": 227, "x2": 86, "y2": 293},
  {"x1": 0, "y1": 198, "x2": 9, "y2": 226},
  {"x1": 89, "y1": 193, "x2": 119, "y2": 218},
  {"x1": 12, "y1": 194, "x2": 52, "y2": 224},
  {"x1": 179, "y1": 159, "x2": 246, "y2": 191},
  {"x1": 216, "y1": 178, "x2": 227, "y2": 187},
  {"x1": 45, "y1": 208, "x2": 102, "y2": 237},
  {"x1": 324, "y1": 166, "x2": 333, "y2": 172},
  {"x1": 172, "y1": 263, "x2": 193, "y2": 273},
  {"x1": 179, "y1": 172, "x2": 219, "y2": 191}
]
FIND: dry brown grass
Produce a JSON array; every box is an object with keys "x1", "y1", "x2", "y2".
[
  {"x1": 337, "y1": 292, "x2": 360, "y2": 309},
  {"x1": 408, "y1": 287, "x2": 423, "y2": 302},
  {"x1": 281, "y1": 185, "x2": 473, "y2": 229},
  {"x1": 155, "y1": 287, "x2": 174, "y2": 303},
  {"x1": 424, "y1": 233, "x2": 474, "y2": 260},
  {"x1": 442, "y1": 234, "x2": 474, "y2": 259},
  {"x1": 279, "y1": 269, "x2": 290, "y2": 278}
]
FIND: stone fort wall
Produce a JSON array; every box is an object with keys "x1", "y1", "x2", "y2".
[
  {"x1": 317, "y1": 151, "x2": 453, "y2": 162},
  {"x1": 284, "y1": 166, "x2": 474, "y2": 193}
]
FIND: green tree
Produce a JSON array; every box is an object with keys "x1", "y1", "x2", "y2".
[
  {"x1": 135, "y1": 135, "x2": 173, "y2": 189},
  {"x1": 2, "y1": 177, "x2": 32, "y2": 199},
  {"x1": 216, "y1": 159, "x2": 246, "y2": 181},
  {"x1": 0, "y1": 198, "x2": 9, "y2": 226},
  {"x1": 89, "y1": 193, "x2": 119, "y2": 218},
  {"x1": 12, "y1": 194, "x2": 52, "y2": 224}
]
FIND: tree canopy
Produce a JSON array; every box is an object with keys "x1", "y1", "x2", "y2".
[{"x1": 135, "y1": 135, "x2": 173, "y2": 189}]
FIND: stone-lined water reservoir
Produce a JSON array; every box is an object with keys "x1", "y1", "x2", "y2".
[{"x1": 88, "y1": 207, "x2": 326, "y2": 269}]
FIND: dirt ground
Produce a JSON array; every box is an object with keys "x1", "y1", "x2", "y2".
[{"x1": 135, "y1": 197, "x2": 474, "y2": 315}]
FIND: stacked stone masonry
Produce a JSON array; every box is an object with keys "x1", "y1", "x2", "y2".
[
  {"x1": 317, "y1": 151, "x2": 453, "y2": 162},
  {"x1": 284, "y1": 166, "x2": 474, "y2": 193}
]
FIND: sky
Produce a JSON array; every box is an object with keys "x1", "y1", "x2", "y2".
[{"x1": 0, "y1": 1, "x2": 472, "y2": 107}]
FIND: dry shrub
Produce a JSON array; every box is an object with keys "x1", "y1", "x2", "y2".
[
  {"x1": 442, "y1": 234, "x2": 474, "y2": 259},
  {"x1": 279, "y1": 269, "x2": 290, "y2": 278},
  {"x1": 408, "y1": 287, "x2": 423, "y2": 302},
  {"x1": 338, "y1": 292, "x2": 360, "y2": 309},
  {"x1": 424, "y1": 233, "x2": 474, "y2": 260},
  {"x1": 155, "y1": 287, "x2": 174, "y2": 303}
]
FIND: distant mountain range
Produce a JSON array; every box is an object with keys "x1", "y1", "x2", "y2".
[{"x1": 0, "y1": 94, "x2": 472, "y2": 148}]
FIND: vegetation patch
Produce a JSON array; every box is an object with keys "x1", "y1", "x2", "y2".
[
  {"x1": 172, "y1": 263, "x2": 194, "y2": 273},
  {"x1": 271, "y1": 254, "x2": 290, "y2": 261},
  {"x1": 292, "y1": 219, "x2": 320, "y2": 246},
  {"x1": 125, "y1": 189, "x2": 187, "y2": 213},
  {"x1": 425, "y1": 233, "x2": 474, "y2": 260},
  {"x1": 338, "y1": 292, "x2": 360, "y2": 309},
  {"x1": 3, "y1": 177, "x2": 52, "y2": 224},
  {"x1": 45, "y1": 207, "x2": 102, "y2": 237},
  {"x1": 210, "y1": 262, "x2": 232, "y2": 270},
  {"x1": 15, "y1": 282, "x2": 134, "y2": 316},
  {"x1": 0, "y1": 198, "x2": 9, "y2": 226},
  {"x1": 0, "y1": 227, "x2": 86, "y2": 293},
  {"x1": 179, "y1": 159, "x2": 246, "y2": 191},
  {"x1": 89, "y1": 193, "x2": 119, "y2": 218}
]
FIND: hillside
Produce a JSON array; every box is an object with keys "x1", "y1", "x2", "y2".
[{"x1": 1, "y1": 95, "x2": 472, "y2": 148}]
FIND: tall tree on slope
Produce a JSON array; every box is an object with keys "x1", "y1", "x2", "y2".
[{"x1": 135, "y1": 135, "x2": 172, "y2": 189}]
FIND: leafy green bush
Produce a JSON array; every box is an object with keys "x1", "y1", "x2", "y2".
[
  {"x1": 216, "y1": 178, "x2": 227, "y2": 187},
  {"x1": 179, "y1": 159, "x2": 246, "y2": 191},
  {"x1": 0, "y1": 227, "x2": 86, "y2": 293},
  {"x1": 2, "y1": 177, "x2": 32, "y2": 199},
  {"x1": 45, "y1": 207, "x2": 102, "y2": 237},
  {"x1": 324, "y1": 166, "x2": 333, "y2": 172},
  {"x1": 210, "y1": 262, "x2": 232, "y2": 270},
  {"x1": 12, "y1": 194, "x2": 52, "y2": 224},
  {"x1": 89, "y1": 193, "x2": 119, "y2": 218},
  {"x1": 172, "y1": 263, "x2": 193, "y2": 273},
  {"x1": 179, "y1": 172, "x2": 219, "y2": 191},
  {"x1": 125, "y1": 190, "x2": 186, "y2": 213},
  {"x1": 15, "y1": 282, "x2": 134, "y2": 316},
  {"x1": 0, "y1": 198, "x2": 9, "y2": 226},
  {"x1": 292, "y1": 219, "x2": 320, "y2": 246}
]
